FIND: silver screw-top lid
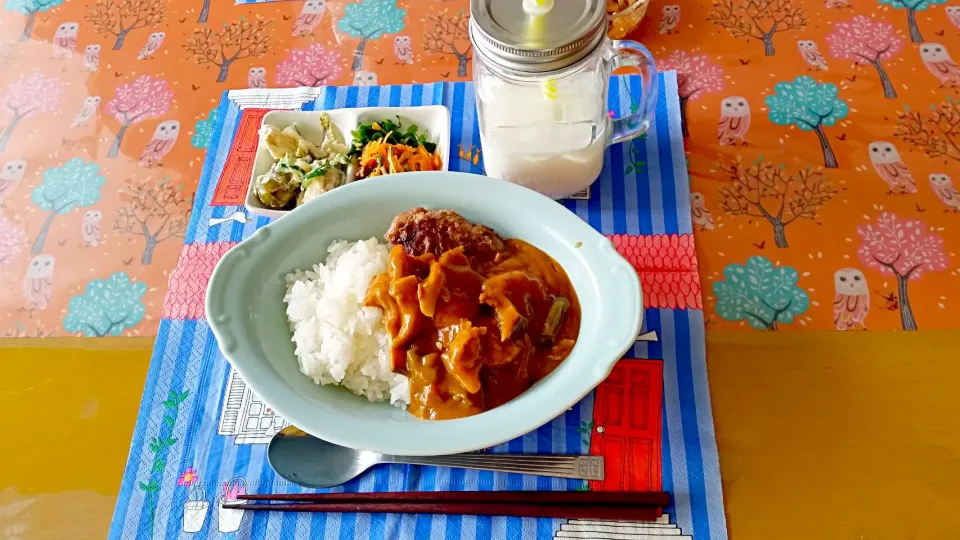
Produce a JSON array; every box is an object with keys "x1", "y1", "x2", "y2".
[{"x1": 470, "y1": 0, "x2": 607, "y2": 74}]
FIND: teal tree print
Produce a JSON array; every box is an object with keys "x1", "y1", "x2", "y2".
[
  {"x1": 713, "y1": 256, "x2": 810, "y2": 330},
  {"x1": 63, "y1": 272, "x2": 146, "y2": 336},
  {"x1": 765, "y1": 76, "x2": 848, "y2": 169},
  {"x1": 191, "y1": 108, "x2": 217, "y2": 149},
  {"x1": 30, "y1": 158, "x2": 105, "y2": 254},
  {"x1": 4, "y1": 0, "x2": 63, "y2": 41},
  {"x1": 139, "y1": 389, "x2": 189, "y2": 539},
  {"x1": 876, "y1": 0, "x2": 946, "y2": 43},
  {"x1": 338, "y1": 0, "x2": 406, "y2": 72}
]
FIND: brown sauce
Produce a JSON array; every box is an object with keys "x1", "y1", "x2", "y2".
[{"x1": 364, "y1": 239, "x2": 580, "y2": 420}]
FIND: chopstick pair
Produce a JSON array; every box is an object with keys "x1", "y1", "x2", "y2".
[{"x1": 226, "y1": 491, "x2": 671, "y2": 522}]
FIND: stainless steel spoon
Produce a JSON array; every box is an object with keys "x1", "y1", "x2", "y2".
[{"x1": 268, "y1": 426, "x2": 604, "y2": 488}]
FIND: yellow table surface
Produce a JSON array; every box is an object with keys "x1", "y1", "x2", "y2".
[{"x1": 3, "y1": 332, "x2": 959, "y2": 539}]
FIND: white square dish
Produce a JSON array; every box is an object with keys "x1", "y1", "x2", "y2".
[{"x1": 244, "y1": 105, "x2": 451, "y2": 219}]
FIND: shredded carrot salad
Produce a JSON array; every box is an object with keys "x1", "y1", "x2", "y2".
[{"x1": 358, "y1": 131, "x2": 443, "y2": 178}]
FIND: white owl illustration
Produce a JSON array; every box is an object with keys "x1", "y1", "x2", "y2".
[
  {"x1": 868, "y1": 141, "x2": 916, "y2": 194},
  {"x1": 53, "y1": 22, "x2": 79, "y2": 59},
  {"x1": 293, "y1": 0, "x2": 326, "y2": 36},
  {"x1": 833, "y1": 268, "x2": 869, "y2": 330},
  {"x1": 248, "y1": 66, "x2": 267, "y2": 88},
  {"x1": 690, "y1": 192, "x2": 714, "y2": 230},
  {"x1": 82, "y1": 210, "x2": 102, "y2": 247},
  {"x1": 798, "y1": 40, "x2": 828, "y2": 70},
  {"x1": 0, "y1": 159, "x2": 26, "y2": 203},
  {"x1": 83, "y1": 44, "x2": 100, "y2": 71},
  {"x1": 354, "y1": 70, "x2": 378, "y2": 86},
  {"x1": 23, "y1": 255, "x2": 55, "y2": 311},
  {"x1": 929, "y1": 173, "x2": 960, "y2": 212},
  {"x1": 947, "y1": 7, "x2": 960, "y2": 29},
  {"x1": 717, "y1": 97, "x2": 751, "y2": 146},
  {"x1": 71, "y1": 96, "x2": 101, "y2": 128},
  {"x1": 139, "y1": 120, "x2": 180, "y2": 168},
  {"x1": 393, "y1": 35, "x2": 413, "y2": 65},
  {"x1": 137, "y1": 32, "x2": 165, "y2": 60},
  {"x1": 659, "y1": 5, "x2": 680, "y2": 34},
  {"x1": 919, "y1": 42, "x2": 960, "y2": 87}
]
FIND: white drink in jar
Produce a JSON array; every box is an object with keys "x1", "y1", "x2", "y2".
[{"x1": 477, "y1": 73, "x2": 608, "y2": 199}]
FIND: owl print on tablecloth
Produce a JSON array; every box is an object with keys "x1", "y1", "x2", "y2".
[
  {"x1": 798, "y1": 40, "x2": 828, "y2": 70},
  {"x1": 83, "y1": 44, "x2": 100, "y2": 71},
  {"x1": 947, "y1": 7, "x2": 960, "y2": 29},
  {"x1": 717, "y1": 97, "x2": 750, "y2": 146},
  {"x1": 659, "y1": 5, "x2": 680, "y2": 34},
  {"x1": 53, "y1": 22, "x2": 78, "y2": 59},
  {"x1": 137, "y1": 32, "x2": 165, "y2": 60},
  {"x1": 354, "y1": 70, "x2": 378, "y2": 86},
  {"x1": 293, "y1": 0, "x2": 326, "y2": 36},
  {"x1": 23, "y1": 255, "x2": 54, "y2": 311},
  {"x1": 919, "y1": 43, "x2": 960, "y2": 87},
  {"x1": 139, "y1": 121, "x2": 180, "y2": 168},
  {"x1": 394, "y1": 36, "x2": 413, "y2": 65},
  {"x1": 82, "y1": 210, "x2": 102, "y2": 247},
  {"x1": 248, "y1": 67, "x2": 267, "y2": 89},
  {"x1": 929, "y1": 174, "x2": 960, "y2": 212},
  {"x1": 868, "y1": 141, "x2": 916, "y2": 194},
  {"x1": 0, "y1": 159, "x2": 26, "y2": 203},
  {"x1": 833, "y1": 268, "x2": 869, "y2": 330},
  {"x1": 690, "y1": 192, "x2": 714, "y2": 230},
  {"x1": 71, "y1": 96, "x2": 101, "y2": 128}
]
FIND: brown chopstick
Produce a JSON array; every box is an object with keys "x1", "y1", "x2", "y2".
[
  {"x1": 227, "y1": 491, "x2": 670, "y2": 522},
  {"x1": 224, "y1": 501, "x2": 663, "y2": 521},
  {"x1": 238, "y1": 491, "x2": 670, "y2": 507}
]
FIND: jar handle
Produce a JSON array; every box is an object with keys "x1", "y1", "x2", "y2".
[{"x1": 607, "y1": 41, "x2": 658, "y2": 147}]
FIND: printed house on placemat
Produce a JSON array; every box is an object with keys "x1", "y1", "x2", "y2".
[{"x1": 218, "y1": 367, "x2": 289, "y2": 444}]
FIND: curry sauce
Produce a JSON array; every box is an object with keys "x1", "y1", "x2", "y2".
[{"x1": 364, "y1": 239, "x2": 580, "y2": 420}]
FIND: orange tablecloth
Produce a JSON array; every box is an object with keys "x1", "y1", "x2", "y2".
[{"x1": 1, "y1": 0, "x2": 957, "y2": 336}]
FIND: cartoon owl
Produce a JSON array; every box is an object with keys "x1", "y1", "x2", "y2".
[
  {"x1": 929, "y1": 173, "x2": 960, "y2": 212},
  {"x1": 137, "y1": 32, "x2": 165, "y2": 60},
  {"x1": 920, "y1": 42, "x2": 960, "y2": 87},
  {"x1": 868, "y1": 141, "x2": 916, "y2": 194},
  {"x1": 947, "y1": 7, "x2": 960, "y2": 29},
  {"x1": 248, "y1": 67, "x2": 267, "y2": 88},
  {"x1": 797, "y1": 40, "x2": 828, "y2": 70},
  {"x1": 139, "y1": 120, "x2": 180, "y2": 168},
  {"x1": 82, "y1": 210, "x2": 102, "y2": 247},
  {"x1": 83, "y1": 44, "x2": 100, "y2": 71},
  {"x1": 659, "y1": 5, "x2": 680, "y2": 34},
  {"x1": 394, "y1": 35, "x2": 413, "y2": 65},
  {"x1": 71, "y1": 96, "x2": 101, "y2": 128},
  {"x1": 833, "y1": 268, "x2": 869, "y2": 330},
  {"x1": 690, "y1": 192, "x2": 714, "y2": 230},
  {"x1": 0, "y1": 159, "x2": 26, "y2": 203},
  {"x1": 353, "y1": 70, "x2": 378, "y2": 86},
  {"x1": 293, "y1": 0, "x2": 326, "y2": 36},
  {"x1": 23, "y1": 255, "x2": 55, "y2": 311},
  {"x1": 717, "y1": 97, "x2": 751, "y2": 146},
  {"x1": 53, "y1": 22, "x2": 79, "y2": 59}
]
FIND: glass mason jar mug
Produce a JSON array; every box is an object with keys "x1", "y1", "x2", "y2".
[{"x1": 470, "y1": 0, "x2": 657, "y2": 198}]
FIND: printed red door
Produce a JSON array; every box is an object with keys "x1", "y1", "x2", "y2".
[
  {"x1": 211, "y1": 108, "x2": 270, "y2": 206},
  {"x1": 589, "y1": 359, "x2": 663, "y2": 492}
]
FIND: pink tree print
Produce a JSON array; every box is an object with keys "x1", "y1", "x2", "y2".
[
  {"x1": 659, "y1": 50, "x2": 725, "y2": 138},
  {"x1": 275, "y1": 44, "x2": 343, "y2": 87},
  {"x1": 857, "y1": 212, "x2": 948, "y2": 330},
  {"x1": 826, "y1": 16, "x2": 904, "y2": 99},
  {"x1": 163, "y1": 242, "x2": 236, "y2": 320},
  {"x1": 0, "y1": 70, "x2": 61, "y2": 151},
  {"x1": 0, "y1": 214, "x2": 26, "y2": 268},
  {"x1": 105, "y1": 75, "x2": 172, "y2": 158}
]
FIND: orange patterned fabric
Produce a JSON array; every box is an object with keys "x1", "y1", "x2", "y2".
[{"x1": 0, "y1": 0, "x2": 957, "y2": 336}]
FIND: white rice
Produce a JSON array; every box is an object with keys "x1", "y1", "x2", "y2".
[{"x1": 283, "y1": 238, "x2": 410, "y2": 407}]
